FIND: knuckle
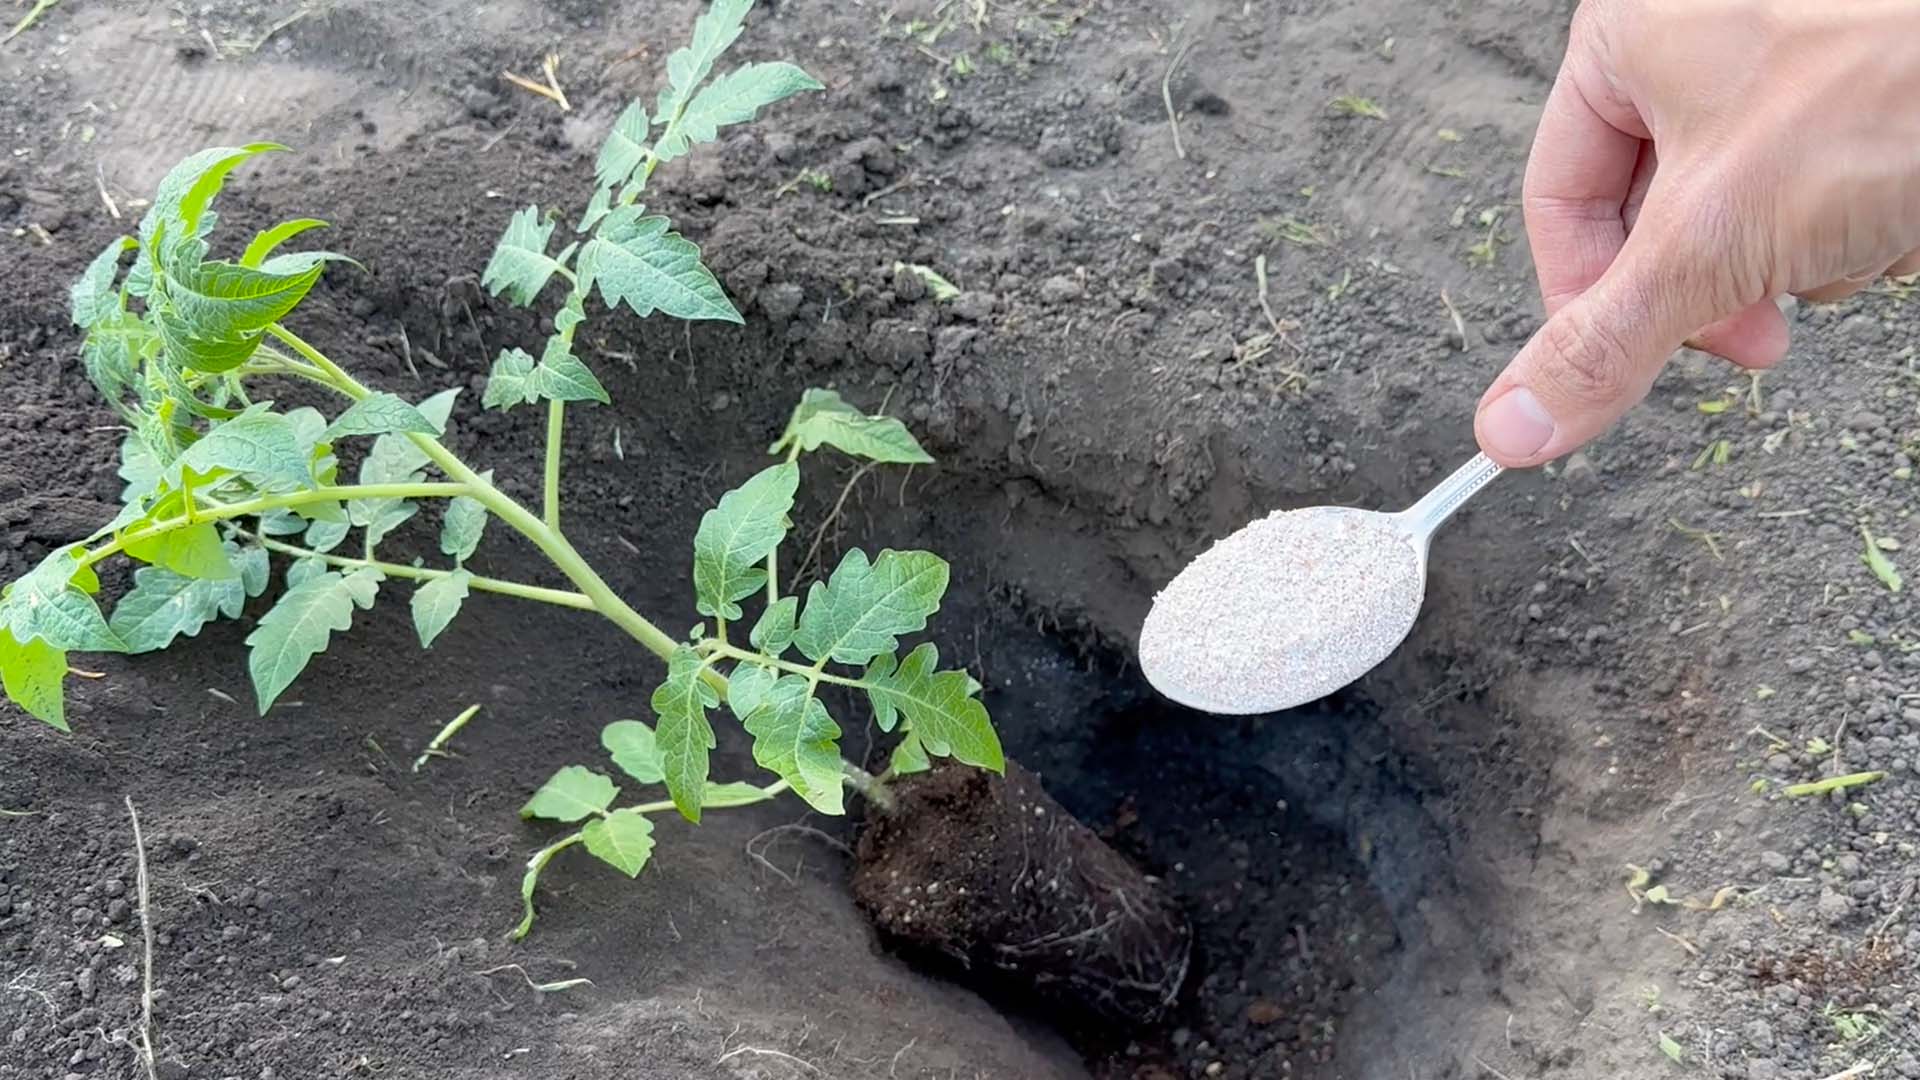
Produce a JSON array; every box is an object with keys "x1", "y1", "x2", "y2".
[{"x1": 1536, "y1": 310, "x2": 1632, "y2": 402}]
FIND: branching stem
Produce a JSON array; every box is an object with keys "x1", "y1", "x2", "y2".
[
  {"x1": 230, "y1": 528, "x2": 596, "y2": 610},
  {"x1": 85, "y1": 483, "x2": 468, "y2": 567}
]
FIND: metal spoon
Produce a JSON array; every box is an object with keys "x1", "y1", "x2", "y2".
[{"x1": 1138, "y1": 452, "x2": 1504, "y2": 715}]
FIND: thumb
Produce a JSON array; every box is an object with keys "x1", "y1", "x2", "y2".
[{"x1": 1475, "y1": 218, "x2": 1727, "y2": 467}]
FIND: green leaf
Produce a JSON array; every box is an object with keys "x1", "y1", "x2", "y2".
[
  {"x1": 749, "y1": 596, "x2": 798, "y2": 656},
  {"x1": 323, "y1": 393, "x2": 438, "y2": 440},
  {"x1": 352, "y1": 497, "x2": 418, "y2": 552},
  {"x1": 741, "y1": 675, "x2": 844, "y2": 815},
  {"x1": 138, "y1": 143, "x2": 286, "y2": 254},
  {"x1": 692, "y1": 463, "x2": 798, "y2": 620},
  {"x1": 71, "y1": 237, "x2": 135, "y2": 330},
  {"x1": 1657, "y1": 1033, "x2": 1684, "y2": 1064},
  {"x1": 285, "y1": 556, "x2": 328, "y2": 589},
  {"x1": 594, "y1": 101, "x2": 652, "y2": 190},
  {"x1": 792, "y1": 549, "x2": 948, "y2": 665},
  {"x1": 440, "y1": 472, "x2": 490, "y2": 564},
  {"x1": 108, "y1": 563, "x2": 248, "y2": 653},
  {"x1": 578, "y1": 215, "x2": 741, "y2": 323},
  {"x1": 890, "y1": 730, "x2": 931, "y2": 776},
  {"x1": 483, "y1": 348, "x2": 540, "y2": 411},
  {"x1": 0, "y1": 626, "x2": 69, "y2": 731},
  {"x1": 864, "y1": 643, "x2": 1003, "y2": 772},
  {"x1": 304, "y1": 518, "x2": 351, "y2": 554},
  {"x1": 581, "y1": 809, "x2": 655, "y2": 877},
  {"x1": 481, "y1": 205, "x2": 566, "y2": 307},
  {"x1": 235, "y1": 545, "x2": 270, "y2": 597},
  {"x1": 653, "y1": 0, "x2": 751, "y2": 132},
  {"x1": 520, "y1": 765, "x2": 618, "y2": 822},
  {"x1": 725, "y1": 662, "x2": 776, "y2": 725},
  {"x1": 348, "y1": 389, "x2": 458, "y2": 550},
  {"x1": 410, "y1": 570, "x2": 471, "y2": 648},
  {"x1": 652, "y1": 645, "x2": 719, "y2": 822},
  {"x1": 81, "y1": 310, "x2": 153, "y2": 407},
  {"x1": 578, "y1": 185, "x2": 614, "y2": 234},
  {"x1": 769, "y1": 388, "x2": 933, "y2": 465},
  {"x1": 534, "y1": 336, "x2": 611, "y2": 404},
  {"x1": 240, "y1": 218, "x2": 329, "y2": 268},
  {"x1": 701, "y1": 780, "x2": 776, "y2": 808},
  {"x1": 657, "y1": 61, "x2": 822, "y2": 161},
  {"x1": 893, "y1": 261, "x2": 961, "y2": 302},
  {"x1": 122, "y1": 522, "x2": 235, "y2": 580},
  {"x1": 601, "y1": 719, "x2": 666, "y2": 785},
  {"x1": 244, "y1": 567, "x2": 380, "y2": 713},
  {"x1": 166, "y1": 406, "x2": 313, "y2": 492},
  {"x1": 164, "y1": 259, "x2": 325, "y2": 335},
  {"x1": 118, "y1": 432, "x2": 163, "y2": 504},
  {"x1": 1863, "y1": 526, "x2": 1904, "y2": 593},
  {"x1": 153, "y1": 306, "x2": 269, "y2": 374},
  {"x1": 2, "y1": 548, "x2": 123, "y2": 653}
]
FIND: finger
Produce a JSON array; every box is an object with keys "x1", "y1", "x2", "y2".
[
  {"x1": 1796, "y1": 269, "x2": 1887, "y2": 305},
  {"x1": 1889, "y1": 247, "x2": 1920, "y2": 276},
  {"x1": 1477, "y1": 208, "x2": 1725, "y2": 466},
  {"x1": 1523, "y1": 62, "x2": 1647, "y2": 315},
  {"x1": 1684, "y1": 299, "x2": 1791, "y2": 370}
]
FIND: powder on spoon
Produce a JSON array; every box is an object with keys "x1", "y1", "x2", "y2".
[{"x1": 1137, "y1": 506, "x2": 1426, "y2": 714}]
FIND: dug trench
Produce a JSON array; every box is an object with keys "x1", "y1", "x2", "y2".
[{"x1": 0, "y1": 131, "x2": 1564, "y2": 1078}]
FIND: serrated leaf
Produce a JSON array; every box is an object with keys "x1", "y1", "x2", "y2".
[
  {"x1": 304, "y1": 518, "x2": 351, "y2": 554},
  {"x1": 153, "y1": 306, "x2": 268, "y2": 374},
  {"x1": 741, "y1": 675, "x2": 844, "y2": 815},
  {"x1": 726, "y1": 662, "x2": 776, "y2": 725},
  {"x1": 240, "y1": 218, "x2": 329, "y2": 268},
  {"x1": 411, "y1": 570, "x2": 470, "y2": 649},
  {"x1": 123, "y1": 521, "x2": 235, "y2": 580},
  {"x1": 323, "y1": 392, "x2": 437, "y2": 440},
  {"x1": 520, "y1": 765, "x2": 618, "y2": 822},
  {"x1": 1863, "y1": 526, "x2": 1904, "y2": 593},
  {"x1": 578, "y1": 185, "x2": 614, "y2": 234},
  {"x1": 890, "y1": 730, "x2": 931, "y2": 776},
  {"x1": 483, "y1": 348, "x2": 540, "y2": 411},
  {"x1": 692, "y1": 463, "x2": 798, "y2": 620},
  {"x1": 657, "y1": 61, "x2": 822, "y2": 161},
  {"x1": 138, "y1": 144, "x2": 285, "y2": 255},
  {"x1": 164, "y1": 259, "x2": 325, "y2": 336},
  {"x1": 535, "y1": 336, "x2": 610, "y2": 404},
  {"x1": 166, "y1": 407, "x2": 312, "y2": 492},
  {"x1": 441, "y1": 472, "x2": 491, "y2": 564},
  {"x1": 108, "y1": 563, "x2": 248, "y2": 654},
  {"x1": 0, "y1": 626, "x2": 69, "y2": 731},
  {"x1": 581, "y1": 810, "x2": 656, "y2": 877},
  {"x1": 749, "y1": 596, "x2": 798, "y2": 656},
  {"x1": 701, "y1": 780, "x2": 776, "y2": 808},
  {"x1": 82, "y1": 311, "x2": 153, "y2": 408},
  {"x1": 71, "y1": 237, "x2": 135, "y2": 330},
  {"x1": 653, "y1": 0, "x2": 750, "y2": 127},
  {"x1": 602, "y1": 719, "x2": 665, "y2": 785},
  {"x1": 864, "y1": 643, "x2": 1003, "y2": 772},
  {"x1": 2, "y1": 548, "x2": 123, "y2": 653},
  {"x1": 285, "y1": 556, "x2": 328, "y2": 588},
  {"x1": 481, "y1": 205, "x2": 566, "y2": 307},
  {"x1": 579, "y1": 215, "x2": 741, "y2": 323},
  {"x1": 594, "y1": 101, "x2": 652, "y2": 190},
  {"x1": 792, "y1": 549, "x2": 948, "y2": 666},
  {"x1": 118, "y1": 432, "x2": 163, "y2": 504},
  {"x1": 243, "y1": 567, "x2": 380, "y2": 713},
  {"x1": 770, "y1": 388, "x2": 933, "y2": 465},
  {"x1": 652, "y1": 645, "x2": 719, "y2": 822}
]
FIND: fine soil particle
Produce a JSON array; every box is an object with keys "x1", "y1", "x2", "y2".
[{"x1": 853, "y1": 761, "x2": 1192, "y2": 1027}]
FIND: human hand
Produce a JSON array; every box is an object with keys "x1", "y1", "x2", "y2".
[{"x1": 1475, "y1": 0, "x2": 1920, "y2": 467}]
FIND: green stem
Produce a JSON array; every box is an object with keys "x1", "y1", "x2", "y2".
[
  {"x1": 88, "y1": 482, "x2": 468, "y2": 566},
  {"x1": 265, "y1": 324, "x2": 709, "y2": 693},
  {"x1": 765, "y1": 550, "x2": 778, "y2": 607},
  {"x1": 544, "y1": 401, "x2": 565, "y2": 530},
  {"x1": 703, "y1": 641, "x2": 864, "y2": 690},
  {"x1": 842, "y1": 762, "x2": 894, "y2": 812},
  {"x1": 234, "y1": 529, "x2": 595, "y2": 611},
  {"x1": 1782, "y1": 771, "x2": 1886, "y2": 799}
]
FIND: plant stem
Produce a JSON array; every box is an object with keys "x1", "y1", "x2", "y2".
[
  {"x1": 765, "y1": 550, "x2": 778, "y2": 607},
  {"x1": 232, "y1": 529, "x2": 596, "y2": 610},
  {"x1": 703, "y1": 641, "x2": 865, "y2": 689},
  {"x1": 1783, "y1": 772, "x2": 1886, "y2": 799},
  {"x1": 264, "y1": 324, "x2": 712, "y2": 694},
  {"x1": 841, "y1": 761, "x2": 894, "y2": 812},
  {"x1": 413, "y1": 703, "x2": 483, "y2": 772},
  {"x1": 87, "y1": 483, "x2": 468, "y2": 567},
  {"x1": 543, "y1": 401, "x2": 564, "y2": 530}
]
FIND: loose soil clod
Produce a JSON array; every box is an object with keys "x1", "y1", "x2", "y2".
[{"x1": 853, "y1": 760, "x2": 1192, "y2": 1027}]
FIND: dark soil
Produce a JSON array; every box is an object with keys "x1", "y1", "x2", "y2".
[
  {"x1": 4, "y1": 0, "x2": 1919, "y2": 1078},
  {"x1": 854, "y1": 761, "x2": 1191, "y2": 1028}
]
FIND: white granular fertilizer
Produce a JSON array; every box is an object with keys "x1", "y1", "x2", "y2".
[{"x1": 1138, "y1": 506, "x2": 1426, "y2": 715}]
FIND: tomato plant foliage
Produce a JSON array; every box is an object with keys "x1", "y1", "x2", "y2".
[{"x1": 2, "y1": 0, "x2": 1002, "y2": 939}]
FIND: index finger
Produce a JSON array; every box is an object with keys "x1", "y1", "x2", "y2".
[{"x1": 1523, "y1": 62, "x2": 1646, "y2": 314}]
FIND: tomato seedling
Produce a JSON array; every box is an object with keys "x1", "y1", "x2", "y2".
[{"x1": 0, "y1": 0, "x2": 1003, "y2": 938}]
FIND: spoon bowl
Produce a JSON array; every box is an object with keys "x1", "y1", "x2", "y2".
[{"x1": 1138, "y1": 453, "x2": 1503, "y2": 715}]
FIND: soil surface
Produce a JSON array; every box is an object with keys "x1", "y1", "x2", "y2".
[{"x1": 4, "y1": 0, "x2": 1919, "y2": 1078}]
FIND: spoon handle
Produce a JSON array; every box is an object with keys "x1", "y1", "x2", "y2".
[{"x1": 1398, "y1": 451, "x2": 1504, "y2": 544}]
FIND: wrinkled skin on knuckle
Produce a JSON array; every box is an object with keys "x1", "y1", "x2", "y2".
[{"x1": 1534, "y1": 308, "x2": 1634, "y2": 407}]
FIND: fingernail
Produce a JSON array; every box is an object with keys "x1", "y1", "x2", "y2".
[{"x1": 1481, "y1": 387, "x2": 1555, "y2": 460}]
